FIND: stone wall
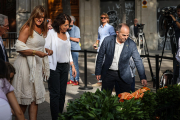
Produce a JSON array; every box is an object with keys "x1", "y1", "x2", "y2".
[
  {"x1": 79, "y1": 0, "x2": 100, "y2": 50},
  {"x1": 135, "y1": 0, "x2": 158, "y2": 50},
  {"x1": 16, "y1": 0, "x2": 47, "y2": 34}
]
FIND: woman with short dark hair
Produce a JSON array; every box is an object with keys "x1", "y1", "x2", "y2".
[{"x1": 45, "y1": 13, "x2": 76, "y2": 120}]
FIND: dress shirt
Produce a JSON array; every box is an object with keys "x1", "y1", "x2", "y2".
[
  {"x1": 97, "y1": 23, "x2": 116, "y2": 52},
  {"x1": 109, "y1": 38, "x2": 124, "y2": 70},
  {"x1": 0, "y1": 37, "x2": 6, "y2": 61},
  {"x1": 68, "y1": 25, "x2": 81, "y2": 50}
]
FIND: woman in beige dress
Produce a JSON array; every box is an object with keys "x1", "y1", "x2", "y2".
[{"x1": 12, "y1": 5, "x2": 53, "y2": 120}]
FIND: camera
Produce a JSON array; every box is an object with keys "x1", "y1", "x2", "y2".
[
  {"x1": 161, "y1": 7, "x2": 176, "y2": 24},
  {"x1": 161, "y1": 7, "x2": 176, "y2": 16},
  {"x1": 137, "y1": 24, "x2": 145, "y2": 33}
]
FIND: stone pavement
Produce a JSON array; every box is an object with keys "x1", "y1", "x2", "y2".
[{"x1": 11, "y1": 50, "x2": 173, "y2": 120}]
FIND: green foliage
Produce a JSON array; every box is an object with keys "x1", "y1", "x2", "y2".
[
  {"x1": 141, "y1": 91, "x2": 157, "y2": 120},
  {"x1": 58, "y1": 85, "x2": 180, "y2": 120}
]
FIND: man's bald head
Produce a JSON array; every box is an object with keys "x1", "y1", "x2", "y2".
[
  {"x1": 116, "y1": 23, "x2": 129, "y2": 43},
  {"x1": 116, "y1": 23, "x2": 129, "y2": 33}
]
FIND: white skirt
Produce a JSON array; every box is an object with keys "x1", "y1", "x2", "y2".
[{"x1": 0, "y1": 98, "x2": 12, "y2": 120}]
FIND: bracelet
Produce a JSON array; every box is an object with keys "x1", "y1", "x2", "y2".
[
  {"x1": 32, "y1": 50, "x2": 36, "y2": 56},
  {"x1": 70, "y1": 63, "x2": 74, "y2": 66}
]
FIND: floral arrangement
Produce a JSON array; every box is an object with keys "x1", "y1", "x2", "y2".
[{"x1": 118, "y1": 87, "x2": 150, "y2": 102}]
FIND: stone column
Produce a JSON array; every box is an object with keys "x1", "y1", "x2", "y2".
[
  {"x1": 135, "y1": 0, "x2": 158, "y2": 50},
  {"x1": 16, "y1": 0, "x2": 31, "y2": 34},
  {"x1": 79, "y1": 0, "x2": 100, "y2": 50}
]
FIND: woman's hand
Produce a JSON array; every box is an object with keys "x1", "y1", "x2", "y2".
[
  {"x1": 35, "y1": 51, "x2": 48, "y2": 58},
  {"x1": 71, "y1": 65, "x2": 77, "y2": 78},
  {"x1": 45, "y1": 48, "x2": 53, "y2": 55}
]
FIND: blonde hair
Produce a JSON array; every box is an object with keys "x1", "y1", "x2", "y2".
[
  {"x1": 20, "y1": 5, "x2": 48, "y2": 37},
  {"x1": 100, "y1": 13, "x2": 109, "y2": 23}
]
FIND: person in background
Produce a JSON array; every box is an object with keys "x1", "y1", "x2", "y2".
[
  {"x1": 0, "y1": 14, "x2": 9, "y2": 62},
  {"x1": 45, "y1": 13, "x2": 76, "y2": 120},
  {"x1": 47, "y1": 18, "x2": 53, "y2": 30},
  {"x1": 0, "y1": 59, "x2": 25, "y2": 120},
  {"x1": 129, "y1": 18, "x2": 138, "y2": 43},
  {"x1": 12, "y1": 5, "x2": 52, "y2": 120},
  {"x1": 170, "y1": 4, "x2": 180, "y2": 84},
  {"x1": 93, "y1": 13, "x2": 116, "y2": 87},
  {"x1": 67, "y1": 15, "x2": 81, "y2": 86}
]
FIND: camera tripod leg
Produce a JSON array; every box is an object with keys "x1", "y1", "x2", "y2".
[{"x1": 143, "y1": 33, "x2": 155, "y2": 81}]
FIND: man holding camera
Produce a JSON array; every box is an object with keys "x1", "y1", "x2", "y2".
[
  {"x1": 170, "y1": 4, "x2": 180, "y2": 46},
  {"x1": 170, "y1": 4, "x2": 180, "y2": 84}
]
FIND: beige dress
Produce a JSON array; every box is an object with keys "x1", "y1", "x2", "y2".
[{"x1": 12, "y1": 31, "x2": 49, "y2": 105}]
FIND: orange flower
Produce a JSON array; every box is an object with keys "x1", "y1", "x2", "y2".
[
  {"x1": 141, "y1": 87, "x2": 150, "y2": 91},
  {"x1": 118, "y1": 94, "x2": 122, "y2": 98},
  {"x1": 119, "y1": 99, "x2": 124, "y2": 102}
]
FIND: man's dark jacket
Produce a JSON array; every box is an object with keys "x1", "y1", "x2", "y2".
[
  {"x1": 95, "y1": 35, "x2": 146, "y2": 84},
  {"x1": 0, "y1": 44, "x2": 9, "y2": 62}
]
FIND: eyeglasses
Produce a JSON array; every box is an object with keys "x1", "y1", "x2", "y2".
[{"x1": 101, "y1": 17, "x2": 107, "y2": 19}]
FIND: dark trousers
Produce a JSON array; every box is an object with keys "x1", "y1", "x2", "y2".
[
  {"x1": 48, "y1": 63, "x2": 69, "y2": 120},
  {"x1": 102, "y1": 70, "x2": 131, "y2": 94},
  {"x1": 115, "y1": 77, "x2": 135, "y2": 96}
]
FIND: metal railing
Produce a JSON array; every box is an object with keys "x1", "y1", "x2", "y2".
[
  {"x1": 2, "y1": 32, "x2": 18, "y2": 58},
  {"x1": 71, "y1": 50, "x2": 174, "y2": 92}
]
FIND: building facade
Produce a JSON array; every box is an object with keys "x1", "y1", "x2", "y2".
[{"x1": 1, "y1": 0, "x2": 180, "y2": 50}]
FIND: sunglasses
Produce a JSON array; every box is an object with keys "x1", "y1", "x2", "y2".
[{"x1": 101, "y1": 17, "x2": 107, "y2": 19}]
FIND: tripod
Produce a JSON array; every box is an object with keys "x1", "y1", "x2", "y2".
[
  {"x1": 137, "y1": 29, "x2": 155, "y2": 81},
  {"x1": 159, "y1": 23, "x2": 177, "y2": 84}
]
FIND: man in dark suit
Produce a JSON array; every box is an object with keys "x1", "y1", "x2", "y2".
[
  {"x1": 0, "y1": 14, "x2": 9, "y2": 62},
  {"x1": 95, "y1": 24, "x2": 147, "y2": 93}
]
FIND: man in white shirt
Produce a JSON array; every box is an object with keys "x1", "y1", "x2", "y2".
[
  {"x1": 95, "y1": 24, "x2": 147, "y2": 93},
  {"x1": 0, "y1": 14, "x2": 9, "y2": 62}
]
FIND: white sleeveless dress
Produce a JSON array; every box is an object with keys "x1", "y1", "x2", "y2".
[{"x1": 12, "y1": 31, "x2": 47, "y2": 105}]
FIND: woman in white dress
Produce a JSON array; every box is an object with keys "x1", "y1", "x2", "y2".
[{"x1": 12, "y1": 5, "x2": 53, "y2": 120}]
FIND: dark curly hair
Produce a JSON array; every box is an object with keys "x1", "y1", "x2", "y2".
[
  {"x1": 52, "y1": 13, "x2": 71, "y2": 33},
  {"x1": 6, "y1": 62, "x2": 16, "y2": 83}
]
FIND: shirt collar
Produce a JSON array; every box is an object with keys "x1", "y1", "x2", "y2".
[
  {"x1": 116, "y1": 38, "x2": 124, "y2": 46},
  {"x1": 68, "y1": 25, "x2": 74, "y2": 31},
  {"x1": 100, "y1": 23, "x2": 108, "y2": 28}
]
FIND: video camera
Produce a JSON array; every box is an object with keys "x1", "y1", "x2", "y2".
[
  {"x1": 137, "y1": 24, "x2": 145, "y2": 33},
  {"x1": 161, "y1": 7, "x2": 176, "y2": 24}
]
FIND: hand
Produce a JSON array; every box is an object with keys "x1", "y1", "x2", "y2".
[
  {"x1": 96, "y1": 75, "x2": 101, "y2": 81},
  {"x1": 93, "y1": 43, "x2": 98, "y2": 49},
  {"x1": 45, "y1": 48, "x2": 53, "y2": 55},
  {"x1": 141, "y1": 79, "x2": 147, "y2": 87},
  {"x1": 72, "y1": 66, "x2": 77, "y2": 78},
  {"x1": 170, "y1": 14, "x2": 176, "y2": 21},
  {"x1": 36, "y1": 51, "x2": 48, "y2": 58}
]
